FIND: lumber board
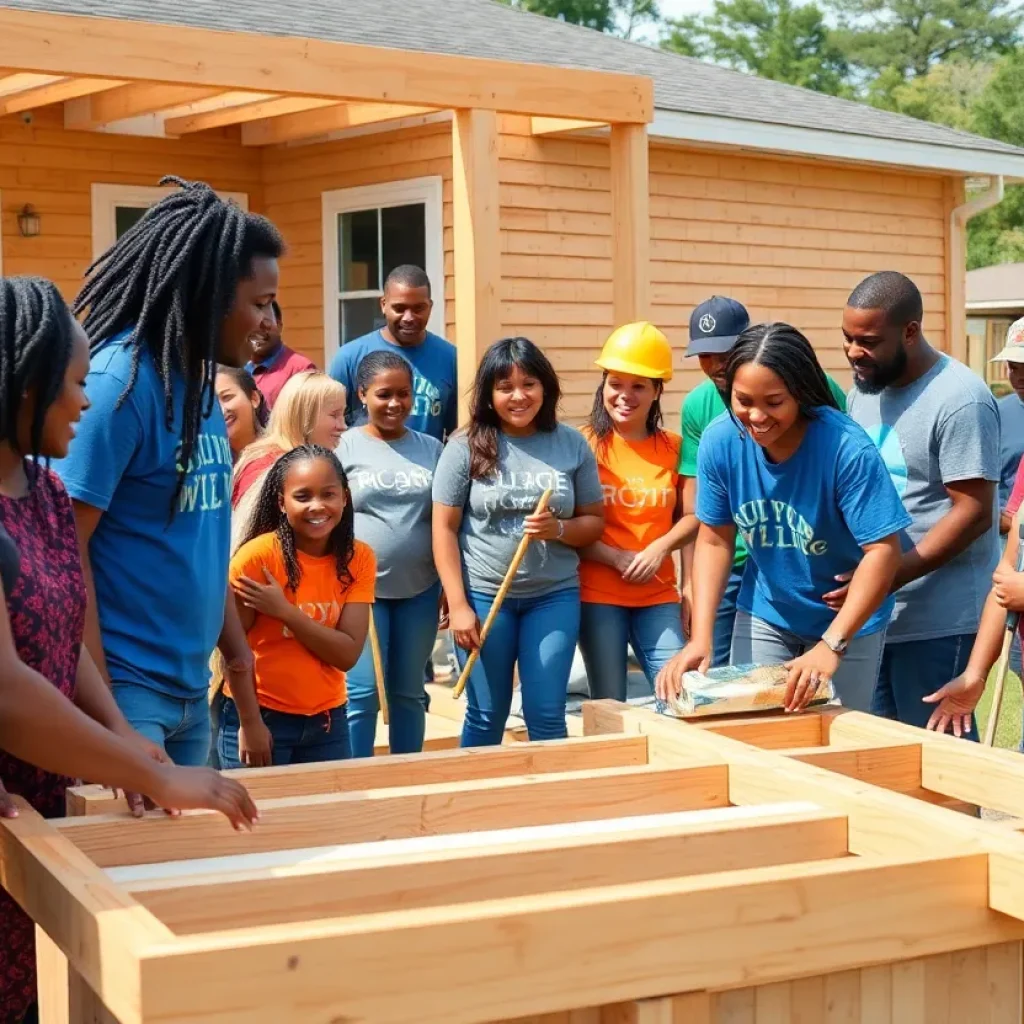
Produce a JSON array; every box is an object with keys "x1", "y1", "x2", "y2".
[
  {"x1": 57, "y1": 763, "x2": 730, "y2": 867},
  {"x1": 686, "y1": 711, "x2": 826, "y2": 750},
  {"x1": 66, "y1": 734, "x2": 648, "y2": 816},
  {"x1": 773, "y1": 742, "x2": 922, "y2": 793},
  {"x1": 122, "y1": 804, "x2": 848, "y2": 933},
  {"x1": 610, "y1": 123, "x2": 650, "y2": 324},
  {"x1": 132, "y1": 853, "x2": 1019, "y2": 1024}
]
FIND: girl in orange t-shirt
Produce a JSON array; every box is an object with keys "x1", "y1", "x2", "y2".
[
  {"x1": 579, "y1": 324, "x2": 698, "y2": 702},
  {"x1": 217, "y1": 444, "x2": 376, "y2": 768}
]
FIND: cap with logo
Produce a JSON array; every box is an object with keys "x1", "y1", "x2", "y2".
[
  {"x1": 991, "y1": 317, "x2": 1024, "y2": 364},
  {"x1": 686, "y1": 296, "x2": 751, "y2": 357}
]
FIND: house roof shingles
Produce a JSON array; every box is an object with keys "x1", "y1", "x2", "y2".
[{"x1": 4, "y1": 0, "x2": 1023, "y2": 159}]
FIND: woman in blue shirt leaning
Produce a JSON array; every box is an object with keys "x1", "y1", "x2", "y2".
[{"x1": 656, "y1": 322, "x2": 911, "y2": 714}]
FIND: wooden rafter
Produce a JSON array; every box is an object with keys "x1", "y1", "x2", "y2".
[
  {"x1": 0, "y1": 76, "x2": 124, "y2": 115},
  {"x1": 0, "y1": 8, "x2": 652, "y2": 123},
  {"x1": 0, "y1": 72, "x2": 60, "y2": 97},
  {"x1": 165, "y1": 96, "x2": 337, "y2": 135},
  {"x1": 241, "y1": 102, "x2": 438, "y2": 146},
  {"x1": 65, "y1": 83, "x2": 227, "y2": 130}
]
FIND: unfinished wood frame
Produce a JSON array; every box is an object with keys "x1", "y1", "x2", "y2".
[{"x1": 8, "y1": 703, "x2": 1024, "y2": 1023}]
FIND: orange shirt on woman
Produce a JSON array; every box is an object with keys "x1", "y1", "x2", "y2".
[
  {"x1": 228, "y1": 533, "x2": 376, "y2": 714},
  {"x1": 580, "y1": 429, "x2": 682, "y2": 608}
]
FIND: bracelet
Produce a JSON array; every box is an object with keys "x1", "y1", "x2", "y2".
[{"x1": 556, "y1": 518, "x2": 565, "y2": 540}]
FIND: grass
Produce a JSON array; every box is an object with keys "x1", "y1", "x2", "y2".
[{"x1": 976, "y1": 665, "x2": 1023, "y2": 749}]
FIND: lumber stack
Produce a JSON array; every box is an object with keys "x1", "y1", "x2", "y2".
[{"x1": 5, "y1": 702, "x2": 1024, "y2": 1022}]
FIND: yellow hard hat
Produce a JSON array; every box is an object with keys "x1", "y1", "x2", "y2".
[{"x1": 595, "y1": 322, "x2": 673, "y2": 381}]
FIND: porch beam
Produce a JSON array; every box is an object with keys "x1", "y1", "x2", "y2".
[
  {"x1": 531, "y1": 117, "x2": 606, "y2": 136},
  {"x1": 64, "y1": 83, "x2": 227, "y2": 130},
  {"x1": 241, "y1": 103, "x2": 437, "y2": 146},
  {"x1": 165, "y1": 96, "x2": 337, "y2": 135},
  {"x1": 0, "y1": 8, "x2": 653, "y2": 123},
  {"x1": 0, "y1": 77, "x2": 124, "y2": 115},
  {"x1": 453, "y1": 108, "x2": 502, "y2": 425},
  {"x1": 609, "y1": 123, "x2": 651, "y2": 326},
  {"x1": 0, "y1": 72, "x2": 61, "y2": 97}
]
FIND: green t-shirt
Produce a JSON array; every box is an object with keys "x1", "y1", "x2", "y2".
[{"x1": 679, "y1": 375, "x2": 849, "y2": 568}]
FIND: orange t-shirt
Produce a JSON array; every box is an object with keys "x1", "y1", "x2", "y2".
[
  {"x1": 579, "y1": 429, "x2": 682, "y2": 608},
  {"x1": 228, "y1": 533, "x2": 376, "y2": 715}
]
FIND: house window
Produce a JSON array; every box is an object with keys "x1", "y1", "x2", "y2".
[
  {"x1": 322, "y1": 177, "x2": 444, "y2": 362},
  {"x1": 90, "y1": 184, "x2": 249, "y2": 259}
]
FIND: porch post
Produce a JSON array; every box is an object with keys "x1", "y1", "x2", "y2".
[
  {"x1": 452, "y1": 108, "x2": 501, "y2": 425},
  {"x1": 609, "y1": 123, "x2": 650, "y2": 326}
]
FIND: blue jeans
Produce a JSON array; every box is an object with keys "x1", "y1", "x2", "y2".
[
  {"x1": 217, "y1": 697, "x2": 351, "y2": 767},
  {"x1": 712, "y1": 567, "x2": 744, "y2": 668},
  {"x1": 873, "y1": 634, "x2": 979, "y2": 740},
  {"x1": 208, "y1": 687, "x2": 226, "y2": 768},
  {"x1": 730, "y1": 611, "x2": 885, "y2": 713},
  {"x1": 456, "y1": 586, "x2": 580, "y2": 746},
  {"x1": 579, "y1": 601, "x2": 685, "y2": 701},
  {"x1": 347, "y1": 582, "x2": 441, "y2": 757},
  {"x1": 112, "y1": 681, "x2": 211, "y2": 767}
]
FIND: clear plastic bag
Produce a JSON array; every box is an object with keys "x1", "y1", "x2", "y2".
[{"x1": 662, "y1": 663, "x2": 835, "y2": 718}]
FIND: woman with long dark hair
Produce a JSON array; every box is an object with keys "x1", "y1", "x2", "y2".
[
  {"x1": 216, "y1": 365, "x2": 268, "y2": 460},
  {"x1": 656, "y1": 322, "x2": 910, "y2": 713},
  {"x1": 579, "y1": 323, "x2": 696, "y2": 702},
  {"x1": 432, "y1": 337, "x2": 604, "y2": 745}
]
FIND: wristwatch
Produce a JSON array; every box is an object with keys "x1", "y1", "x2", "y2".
[{"x1": 821, "y1": 632, "x2": 849, "y2": 657}]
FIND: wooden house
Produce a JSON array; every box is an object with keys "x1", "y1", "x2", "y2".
[{"x1": 2, "y1": 0, "x2": 1024, "y2": 417}]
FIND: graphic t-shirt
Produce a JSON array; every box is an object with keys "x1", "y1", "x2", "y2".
[
  {"x1": 580, "y1": 429, "x2": 681, "y2": 608},
  {"x1": 696, "y1": 406, "x2": 911, "y2": 639},
  {"x1": 338, "y1": 427, "x2": 442, "y2": 600},
  {"x1": 847, "y1": 356, "x2": 1000, "y2": 643},
  {"x1": 680, "y1": 375, "x2": 849, "y2": 570},
  {"x1": 53, "y1": 332, "x2": 232, "y2": 699},
  {"x1": 229, "y1": 533, "x2": 376, "y2": 714},
  {"x1": 328, "y1": 330, "x2": 457, "y2": 440},
  {"x1": 432, "y1": 425, "x2": 603, "y2": 599}
]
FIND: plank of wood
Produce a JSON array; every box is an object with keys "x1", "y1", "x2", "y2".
[
  {"x1": 64, "y1": 83, "x2": 226, "y2": 129},
  {"x1": 125, "y1": 804, "x2": 848, "y2": 933},
  {"x1": 134, "y1": 853, "x2": 1020, "y2": 1024},
  {"x1": 165, "y1": 96, "x2": 336, "y2": 134},
  {"x1": 0, "y1": 9, "x2": 653, "y2": 122},
  {"x1": 58, "y1": 763, "x2": 730, "y2": 867},
  {"x1": 66, "y1": 734, "x2": 649, "y2": 816},
  {"x1": 775, "y1": 742, "x2": 922, "y2": 793},
  {"x1": 531, "y1": 117, "x2": 606, "y2": 136},
  {"x1": 858, "y1": 964, "x2": 892, "y2": 1024},
  {"x1": 0, "y1": 77, "x2": 125, "y2": 115},
  {"x1": 609, "y1": 123, "x2": 650, "y2": 324},
  {"x1": 242, "y1": 103, "x2": 438, "y2": 145},
  {"x1": 984, "y1": 941, "x2": 1021, "y2": 1024}
]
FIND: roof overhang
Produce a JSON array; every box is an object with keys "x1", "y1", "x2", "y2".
[{"x1": 967, "y1": 300, "x2": 1024, "y2": 313}]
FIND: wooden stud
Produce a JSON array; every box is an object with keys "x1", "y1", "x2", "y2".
[
  {"x1": 943, "y1": 177, "x2": 967, "y2": 361},
  {"x1": 166, "y1": 96, "x2": 337, "y2": 135},
  {"x1": 0, "y1": 8, "x2": 653, "y2": 122},
  {"x1": 609, "y1": 123, "x2": 651, "y2": 326},
  {"x1": 775, "y1": 742, "x2": 922, "y2": 793},
  {"x1": 453, "y1": 108, "x2": 503, "y2": 423},
  {"x1": 0, "y1": 77, "x2": 125, "y2": 115},
  {"x1": 0, "y1": 71, "x2": 61, "y2": 96},
  {"x1": 64, "y1": 83, "x2": 227, "y2": 129}
]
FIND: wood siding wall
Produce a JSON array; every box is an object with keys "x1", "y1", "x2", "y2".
[
  {"x1": 0, "y1": 108, "x2": 262, "y2": 301},
  {"x1": 1, "y1": 111, "x2": 950, "y2": 422}
]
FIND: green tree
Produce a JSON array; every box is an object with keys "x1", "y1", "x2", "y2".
[
  {"x1": 662, "y1": 0, "x2": 849, "y2": 95},
  {"x1": 880, "y1": 58, "x2": 994, "y2": 127},
  {"x1": 495, "y1": 0, "x2": 661, "y2": 37},
  {"x1": 972, "y1": 47, "x2": 1024, "y2": 144}
]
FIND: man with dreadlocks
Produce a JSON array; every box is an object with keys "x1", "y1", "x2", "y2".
[{"x1": 54, "y1": 178, "x2": 284, "y2": 768}]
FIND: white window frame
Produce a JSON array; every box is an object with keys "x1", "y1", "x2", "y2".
[
  {"x1": 90, "y1": 183, "x2": 250, "y2": 259},
  {"x1": 321, "y1": 176, "x2": 444, "y2": 364}
]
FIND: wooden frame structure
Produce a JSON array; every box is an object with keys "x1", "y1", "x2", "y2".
[
  {"x1": 7, "y1": 701, "x2": 1024, "y2": 1022},
  {"x1": 0, "y1": 7, "x2": 654, "y2": 418}
]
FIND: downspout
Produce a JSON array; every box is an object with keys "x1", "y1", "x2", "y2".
[{"x1": 950, "y1": 175, "x2": 1004, "y2": 365}]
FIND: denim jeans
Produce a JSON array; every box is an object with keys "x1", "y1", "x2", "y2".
[
  {"x1": 730, "y1": 611, "x2": 885, "y2": 713},
  {"x1": 347, "y1": 581, "x2": 441, "y2": 757},
  {"x1": 712, "y1": 567, "x2": 744, "y2": 668},
  {"x1": 579, "y1": 601, "x2": 686, "y2": 701},
  {"x1": 111, "y1": 681, "x2": 211, "y2": 767},
  {"x1": 208, "y1": 687, "x2": 226, "y2": 768},
  {"x1": 873, "y1": 634, "x2": 979, "y2": 740},
  {"x1": 217, "y1": 696, "x2": 351, "y2": 767},
  {"x1": 456, "y1": 586, "x2": 580, "y2": 746}
]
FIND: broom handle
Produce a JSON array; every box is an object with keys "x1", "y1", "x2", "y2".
[
  {"x1": 368, "y1": 611, "x2": 389, "y2": 725},
  {"x1": 452, "y1": 489, "x2": 554, "y2": 699}
]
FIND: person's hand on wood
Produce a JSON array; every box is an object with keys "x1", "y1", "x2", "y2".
[
  {"x1": 233, "y1": 567, "x2": 293, "y2": 621},
  {"x1": 108, "y1": 728, "x2": 173, "y2": 817},
  {"x1": 783, "y1": 643, "x2": 839, "y2": 712},
  {"x1": 523, "y1": 509, "x2": 560, "y2": 542},
  {"x1": 623, "y1": 540, "x2": 671, "y2": 585},
  {"x1": 148, "y1": 765, "x2": 259, "y2": 831},
  {"x1": 992, "y1": 563, "x2": 1024, "y2": 612},
  {"x1": 922, "y1": 671, "x2": 986, "y2": 737},
  {"x1": 655, "y1": 643, "x2": 709, "y2": 702},
  {"x1": 449, "y1": 602, "x2": 482, "y2": 652}
]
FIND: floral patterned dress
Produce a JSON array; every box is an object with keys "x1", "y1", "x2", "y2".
[{"x1": 0, "y1": 466, "x2": 86, "y2": 1023}]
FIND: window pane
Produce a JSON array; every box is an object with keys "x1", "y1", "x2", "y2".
[
  {"x1": 115, "y1": 205, "x2": 148, "y2": 238},
  {"x1": 380, "y1": 203, "x2": 426, "y2": 281},
  {"x1": 341, "y1": 297, "x2": 384, "y2": 344},
  {"x1": 339, "y1": 209, "x2": 379, "y2": 292}
]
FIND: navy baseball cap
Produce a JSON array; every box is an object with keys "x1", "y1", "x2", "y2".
[{"x1": 686, "y1": 296, "x2": 751, "y2": 356}]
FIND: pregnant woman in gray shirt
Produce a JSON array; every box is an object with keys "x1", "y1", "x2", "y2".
[
  {"x1": 433, "y1": 337, "x2": 604, "y2": 746},
  {"x1": 338, "y1": 351, "x2": 442, "y2": 756}
]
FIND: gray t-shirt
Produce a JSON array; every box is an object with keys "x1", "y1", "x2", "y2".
[
  {"x1": 338, "y1": 427, "x2": 442, "y2": 600},
  {"x1": 847, "y1": 355, "x2": 1000, "y2": 643},
  {"x1": 432, "y1": 424, "x2": 603, "y2": 598}
]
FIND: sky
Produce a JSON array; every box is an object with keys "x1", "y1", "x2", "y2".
[{"x1": 659, "y1": 0, "x2": 714, "y2": 15}]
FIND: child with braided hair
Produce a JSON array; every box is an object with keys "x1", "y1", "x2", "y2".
[
  {"x1": 53, "y1": 177, "x2": 284, "y2": 767},
  {"x1": 217, "y1": 446, "x2": 376, "y2": 767}
]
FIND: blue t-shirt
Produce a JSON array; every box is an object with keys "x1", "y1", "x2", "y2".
[
  {"x1": 52, "y1": 333, "x2": 232, "y2": 699},
  {"x1": 328, "y1": 330, "x2": 457, "y2": 441},
  {"x1": 696, "y1": 406, "x2": 912, "y2": 639},
  {"x1": 998, "y1": 393, "x2": 1024, "y2": 510}
]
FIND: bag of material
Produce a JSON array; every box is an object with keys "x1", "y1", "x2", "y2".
[{"x1": 662, "y1": 663, "x2": 835, "y2": 718}]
